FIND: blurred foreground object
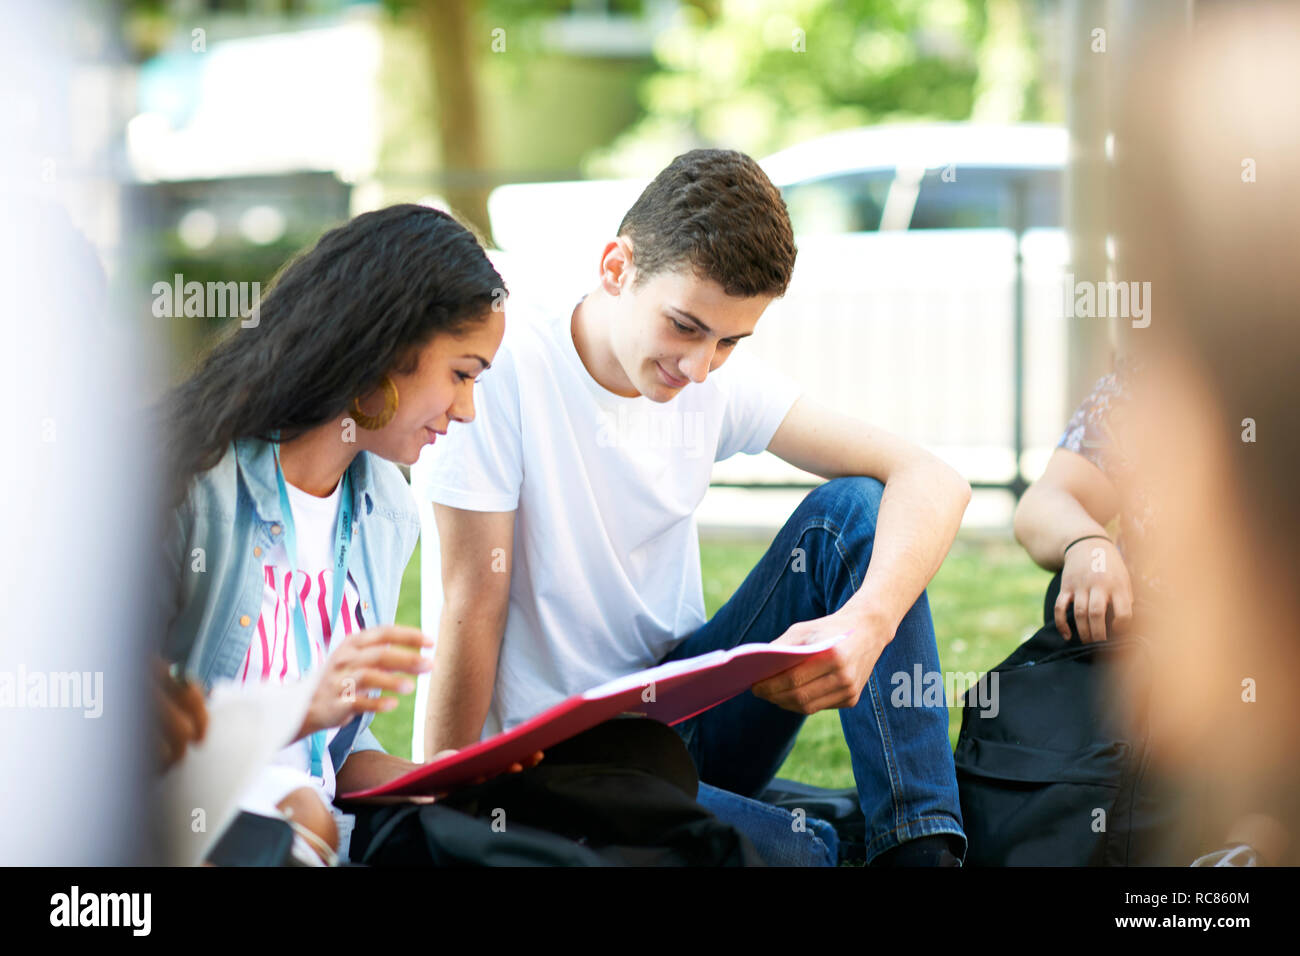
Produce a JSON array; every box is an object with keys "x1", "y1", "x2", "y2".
[
  {"x1": 1113, "y1": 0, "x2": 1300, "y2": 865},
  {"x1": 0, "y1": 0, "x2": 159, "y2": 864}
]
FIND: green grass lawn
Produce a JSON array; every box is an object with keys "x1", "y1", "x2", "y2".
[{"x1": 370, "y1": 533, "x2": 1051, "y2": 786}]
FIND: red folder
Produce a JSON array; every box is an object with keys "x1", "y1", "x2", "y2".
[{"x1": 340, "y1": 635, "x2": 845, "y2": 799}]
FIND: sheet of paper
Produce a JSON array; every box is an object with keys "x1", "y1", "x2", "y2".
[{"x1": 157, "y1": 676, "x2": 317, "y2": 866}]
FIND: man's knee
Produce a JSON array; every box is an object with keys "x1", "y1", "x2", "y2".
[{"x1": 798, "y1": 476, "x2": 884, "y2": 534}]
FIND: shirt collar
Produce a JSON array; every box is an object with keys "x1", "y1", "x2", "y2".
[{"x1": 234, "y1": 436, "x2": 377, "y2": 525}]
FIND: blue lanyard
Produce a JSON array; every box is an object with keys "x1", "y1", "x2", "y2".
[{"x1": 272, "y1": 443, "x2": 355, "y2": 779}]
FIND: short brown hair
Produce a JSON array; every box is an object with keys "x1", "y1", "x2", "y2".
[{"x1": 617, "y1": 149, "x2": 797, "y2": 298}]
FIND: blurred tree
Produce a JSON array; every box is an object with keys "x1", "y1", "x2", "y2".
[
  {"x1": 972, "y1": 0, "x2": 1038, "y2": 123},
  {"x1": 120, "y1": 0, "x2": 561, "y2": 243},
  {"x1": 383, "y1": 0, "x2": 581, "y2": 243},
  {"x1": 588, "y1": 0, "x2": 1052, "y2": 175},
  {"x1": 380, "y1": 0, "x2": 1041, "y2": 225},
  {"x1": 389, "y1": 0, "x2": 495, "y2": 242},
  {"x1": 121, "y1": 1, "x2": 1048, "y2": 235}
]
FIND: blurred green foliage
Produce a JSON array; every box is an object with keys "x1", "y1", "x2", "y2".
[{"x1": 590, "y1": 0, "x2": 1020, "y2": 174}]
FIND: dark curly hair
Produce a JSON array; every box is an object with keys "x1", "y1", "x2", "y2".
[
  {"x1": 162, "y1": 203, "x2": 505, "y2": 508},
  {"x1": 617, "y1": 148, "x2": 797, "y2": 298}
]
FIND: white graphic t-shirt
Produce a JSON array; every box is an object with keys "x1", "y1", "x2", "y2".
[{"x1": 240, "y1": 477, "x2": 365, "y2": 802}]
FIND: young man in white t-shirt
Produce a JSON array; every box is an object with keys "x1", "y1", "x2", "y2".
[{"x1": 422, "y1": 149, "x2": 971, "y2": 866}]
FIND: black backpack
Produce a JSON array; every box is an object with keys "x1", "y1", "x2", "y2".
[
  {"x1": 347, "y1": 716, "x2": 765, "y2": 866},
  {"x1": 954, "y1": 572, "x2": 1195, "y2": 866}
]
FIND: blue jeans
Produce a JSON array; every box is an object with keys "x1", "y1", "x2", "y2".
[
  {"x1": 694, "y1": 781, "x2": 841, "y2": 865},
  {"x1": 661, "y1": 477, "x2": 966, "y2": 865}
]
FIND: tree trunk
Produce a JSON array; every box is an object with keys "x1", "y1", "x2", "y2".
[{"x1": 418, "y1": 0, "x2": 494, "y2": 245}]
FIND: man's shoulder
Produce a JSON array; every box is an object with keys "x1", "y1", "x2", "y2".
[{"x1": 499, "y1": 299, "x2": 572, "y2": 364}]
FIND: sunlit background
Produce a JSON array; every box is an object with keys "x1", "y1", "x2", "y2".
[
  {"x1": 89, "y1": 0, "x2": 1135, "y2": 525},
  {"x1": 14, "y1": 0, "x2": 1264, "y2": 863}
]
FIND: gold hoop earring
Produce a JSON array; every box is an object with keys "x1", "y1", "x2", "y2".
[{"x1": 351, "y1": 375, "x2": 399, "y2": 430}]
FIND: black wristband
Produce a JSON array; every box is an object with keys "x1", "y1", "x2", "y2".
[{"x1": 1063, "y1": 534, "x2": 1110, "y2": 559}]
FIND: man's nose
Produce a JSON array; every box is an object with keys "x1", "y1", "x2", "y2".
[{"x1": 681, "y1": 343, "x2": 715, "y2": 383}]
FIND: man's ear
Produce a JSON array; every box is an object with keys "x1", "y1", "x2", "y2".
[{"x1": 599, "y1": 237, "x2": 633, "y2": 296}]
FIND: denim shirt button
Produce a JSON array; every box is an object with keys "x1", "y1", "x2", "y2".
[
  {"x1": 253, "y1": 546, "x2": 262, "y2": 557},
  {"x1": 239, "y1": 615, "x2": 251, "y2": 627},
  {"x1": 270, "y1": 524, "x2": 281, "y2": 535}
]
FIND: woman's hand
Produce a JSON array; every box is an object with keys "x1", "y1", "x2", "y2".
[
  {"x1": 156, "y1": 659, "x2": 208, "y2": 771},
  {"x1": 296, "y1": 625, "x2": 434, "y2": 740},
  {"x1": 1055, "y1": 537, "x2": 1134, "y2": 643}
]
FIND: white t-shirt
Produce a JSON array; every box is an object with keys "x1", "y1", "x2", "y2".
[
  {"x1": 422, "y1": 300, "x2": 802, "y2": 737},
  {"x1": 239, "y1": 477, "x2": 365, "y2": 802}
]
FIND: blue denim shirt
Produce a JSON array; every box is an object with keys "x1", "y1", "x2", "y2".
[{"x1": 160, "y1": 437, "x2": 421, "y2": 763}]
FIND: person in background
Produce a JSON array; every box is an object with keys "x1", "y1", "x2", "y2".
[{"x1": 1013, "y1": 355, "x2": 1150, "y2": 644}]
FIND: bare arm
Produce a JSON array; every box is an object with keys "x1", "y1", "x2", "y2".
[
  {"x1": 766, "y1": 395, "x2": 972, "y2": 631},
  {"x1": 335, "y1": 750, "x2": 421, "y2": 794},
  {"x1": 1013, "y1": 448, "x2": 1119, "y2": 571},
  {"x1": 422, "y1": 504, "x2": 515, "y2": 758},
  {"x1": 754, "y1": 396, "x2": 970, "y2": 713},
  {"x1": 1013, "y1": 448, "x2": 1133, "y2": 641}
]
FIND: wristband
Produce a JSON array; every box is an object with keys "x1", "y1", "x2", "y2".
[{"x1": 1063, "y1": 534, "x2": 1110, "y2": 560}]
